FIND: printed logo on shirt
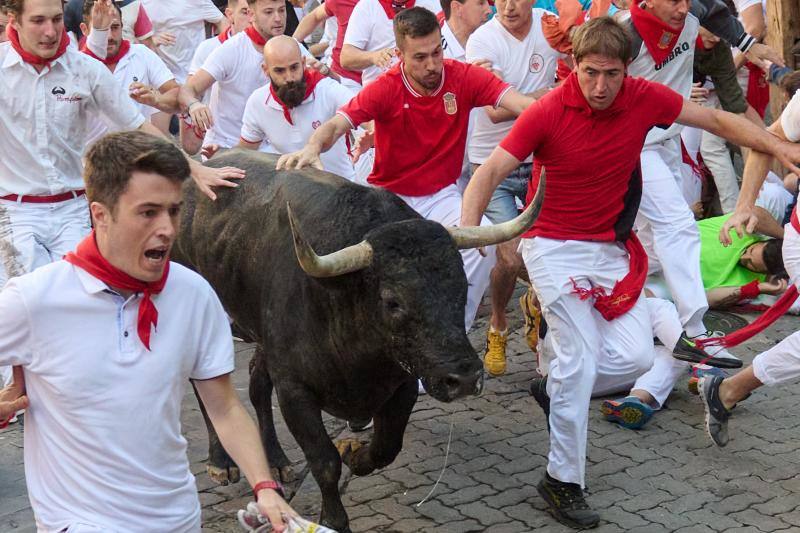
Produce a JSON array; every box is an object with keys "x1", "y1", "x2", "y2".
[
  {"x1": 529, "y1": 53, "x2": 544, "y2": 74},
  {"x1": 312, "y1": 120, "x2": 322, "y2": 129},
  {"x1": 51, "y1": 86, "x2": 66, "y2": 95},
  {"x1": 51, "y1": 86, "x2": 83, "y2": 102},
  {"x1": 658, "y1": 31, "x2": 675, "y2": 49},
  {"x1": 654, "y1": 41, "x2": 691, "y2": 71},
  {"x1": 443, "y1": 92, "x2": 457, "y2": 115}
]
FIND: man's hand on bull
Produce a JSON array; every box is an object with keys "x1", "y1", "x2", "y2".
[
  {"x1": 255, "y1": 489, "x2": 298, "y2": 532},
  {"x1": 186, "y1": 158, "x2": 245, "y2": 201},
  {"x1": 0, "y1": 367, "x2": 28, "y2": 428},
  {"x1": 188, "y1": 101, "x2": 214, "y2": 133},
  {"x1": 201, "y1": 144, "x2": 221, "y2": 160},
  {"x1": 276, "y1": 147, "x2": 324, "y2": 171},
  {"x1": 745, "y1": 43, "x2": 785, "y2": 70}
]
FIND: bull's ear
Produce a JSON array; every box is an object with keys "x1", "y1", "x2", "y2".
[
  {"x1": 448, "y1": 173, "x2": 545, "y2": 249},
  {"x1": 287, "y1": 203, "x2": 374, "y2": 277}
]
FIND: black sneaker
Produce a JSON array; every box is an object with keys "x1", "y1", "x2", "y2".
[
  {"x1": 672, "y1": 332, "x2": 743, "y2": 369},
  {"x1": 697, "y1": 375, "x2": 732, "y2": 447},
  {"x1": 537, "y1": 473, "x2": 600, "y2": 529},
  {"x1": 529, "y1": 376, "x2": 550, "y2": 433}
]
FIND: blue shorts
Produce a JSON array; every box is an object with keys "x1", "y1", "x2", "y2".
[{"x1": 470, "y1": 162, "x2": 532, "y2": 224}]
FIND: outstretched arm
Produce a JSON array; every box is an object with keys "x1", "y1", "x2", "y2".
[
  {"x1": 276, "y1": 114, "x2": 354, "y2": 170},
  {"x1": 461, "y1": 146, "x2": 523, "y2": 228}
]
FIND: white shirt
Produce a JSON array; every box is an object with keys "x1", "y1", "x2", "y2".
[
  {"x1": 0, "y1": 261, "x2": 234, "y2": 532},
  {"x1": 441, "y1": 21, "x2": 466, "y2": 62},
  {"x1": 241, "y1": 77, "x2": 357, "y2": 180},
  {"x1": 188, "y1": 33, "x2": 225, "y2": 106},
  {"x1": 141, "y1": 0, "x2": 224, "y2": 83},
  {"x1": 627, "y1": 13, "x2": 699, "y2": 147},
  {"x1": 201, "y1": 32, "x2": 313, "y2": 149},
  {"x1": 85, "y1": 44, "x2": 175, "y2": 147},
  {"x1": 120, "y1": 0, "x2": 155, "y2": 42},
  {"x1": 781, "y1": 89, "x2": 800, "y2": 142},
  {"x1": 0, "y1": 44, "x2": 145, "y2": 196},
  {"x1": 465, "y1": 11, "x2": 564, "y2": 163},
  {"x1": 343, "y1": 0, "x2": 440, "y2": 85}
]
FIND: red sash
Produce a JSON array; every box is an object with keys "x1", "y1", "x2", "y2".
[
  {"x1": 269, "y1": 69, "x2": 326, "y2": 125},
  {"x1": 630, "y1": 1, "x2": 683, "y2": 65},
  {"x1": 64, "y1": 232, "x2": 169, "y2": 351},
  {"x1": 745, "y1": 62, "x2": 770, "y2": 118}
]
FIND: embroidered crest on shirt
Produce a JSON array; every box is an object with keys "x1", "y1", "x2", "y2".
[
  {"x1": 529, "y1": 53, "x2": 544, "y2": 73},
  {"x1": 443, "y1": 92, "x2": 457, "y2": 115},
  {"x1": 658, "y1": 31, "x2": 675, "y2": 49}
]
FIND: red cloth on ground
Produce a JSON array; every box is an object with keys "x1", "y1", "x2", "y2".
[
  {"x1": 7, "y1": 25, "x2": 70, "y2": 66},
  {"x1": 64, "y1": 232, "x2": 170, "y2": 351},
  {"x1": 629, "y1": 1, "x2": 683, "y2": 65}
]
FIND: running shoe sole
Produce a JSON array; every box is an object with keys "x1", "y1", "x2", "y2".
[
  {"x1": 672, "y1": 350, "x2": 743, "y2": 369},
  {"x1": 601, "y1": 399, "x2": 653, "y2": 430}
]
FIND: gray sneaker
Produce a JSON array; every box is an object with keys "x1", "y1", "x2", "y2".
[{"x1": 698, "y1": 375, "x2": 732, "y2": 447}]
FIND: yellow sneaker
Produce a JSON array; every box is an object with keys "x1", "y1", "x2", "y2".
[
  {"x1": 519, "y1": 287, "x2": 542, "y2": 353},
  {"x1": 484, "y1": 328, "x2": 508, "y2": 376}
]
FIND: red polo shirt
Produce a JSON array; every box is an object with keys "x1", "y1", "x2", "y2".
[
  {"x1": 323, "y1": 0, "x2": 362, "y2": 85},
  {"x1": 500, "y1": 72, "x2": 683, "y2": 242},
  {"x1": 338, "y1": 59, "x2": 510, "y2": 196}
]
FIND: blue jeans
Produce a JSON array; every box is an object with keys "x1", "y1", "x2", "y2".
[{"x1": 470, "y1": 162, "x2": 532, "y2": 224}]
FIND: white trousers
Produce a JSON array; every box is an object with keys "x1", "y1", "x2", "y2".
[
  {"x1": 522, "y1": 237, "x2": 654, "y2": 486},
  {"x1": 0, "y1": 196, "x2": 91, "y2": 387},
  {"x1": 638, "y1": 137, "x2": 709, "y2": 335},
  {"x1": 398, "y1": 185, "x2": 495, "y2": 331},
  {"x1": 752, "y1": 224, "x2": 800, "y2": 385},
  {"x1": 700, "y1": 131, "x2": 740, "y2": 213}
]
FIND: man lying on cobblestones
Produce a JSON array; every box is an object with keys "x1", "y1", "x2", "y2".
[
  {"x1": 0, "y1": 132, "x2": 296, "y2": 532},
  {"x1": 461, "y1": 16, "x2": 800, "y2": 529}
]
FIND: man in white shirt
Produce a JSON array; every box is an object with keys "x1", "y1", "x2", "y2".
[
  {"x1": 440, "y1": 0, "x2": 490, "y2": 62},
  {"x1": 0, "y1": 131, "x2": 297, "y2": 532},
  {"x1": 180, "y1": 0, "x2": 322, "y2": 153},
  {"x1": 340, "y1": 0, "x2": 440, "y2": 86},
  {"x1": 465, "y1": 0, "x2": 564, "y2": 376},
  {"x1": 181, "y1": 0, "x2": 251, "y2": 154},
  {"x1": 80, "y1": 0, "x2": 181, "y2": 146},
  {"x1": 239, "y1": 36, "x2": 357, "y2": 181}
]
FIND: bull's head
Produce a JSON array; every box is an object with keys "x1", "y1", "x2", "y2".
[{"x1": 286, "y1": 179, "x2": 544, "y2": 402}]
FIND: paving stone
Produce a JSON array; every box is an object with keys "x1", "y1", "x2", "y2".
[{"x1": 458, "y1": 500, "x2": 512, "y2": 526}]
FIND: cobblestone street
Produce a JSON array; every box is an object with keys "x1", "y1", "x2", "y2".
[{"x1": 3, "y1": 291, "x2": 800, "y2": 532}]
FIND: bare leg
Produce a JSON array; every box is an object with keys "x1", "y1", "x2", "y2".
[
  {"x1": 719, "y1": 366, "x2": 763, "y2": 410},
  {"x1": 489, "y1": 238, "x2": 523, "y2": 331}
]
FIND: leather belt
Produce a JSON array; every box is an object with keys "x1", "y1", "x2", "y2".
[{"x1": 0, "y1": 189, "x2": 86, "y2": 203}]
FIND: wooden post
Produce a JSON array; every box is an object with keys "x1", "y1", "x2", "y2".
[{"x1": 766, "y1": 0, "x2": 800, "y2": 119}]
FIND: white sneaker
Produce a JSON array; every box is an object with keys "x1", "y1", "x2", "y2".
[{"x1": 696, "y1": 331, "x2": 741, "y2": 362}]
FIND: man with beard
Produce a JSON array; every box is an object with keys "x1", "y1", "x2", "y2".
[
  {"x1": 179, "y1": 0, "x2": 321, "y2": 154},
  {"x1": 238, "y1": 35, "x2": 356, "y2": 181},
  {"x1": 80, "y1": 0, "x2": 181, "y2": 146},
  {"x1": 277, "y1": 7, "x2": 534, "y2": 331}
]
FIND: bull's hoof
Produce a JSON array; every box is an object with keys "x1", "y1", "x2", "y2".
[
  {"x1": 335, "y1": 438, "x2": 364, "y2": 466},
  {"x1": 270, "y1": 465, "x2": 295, "y2": 484},
  {"x1": 207, "y1": 463, "x2": 241, "y2": 485}
]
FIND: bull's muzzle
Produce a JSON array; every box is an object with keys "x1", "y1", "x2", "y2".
[{"x1": 423, "y1": 365, "x2": 483, "y2": 403}]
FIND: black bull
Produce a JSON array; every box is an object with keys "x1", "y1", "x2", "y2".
[{"x1": 173, "y1": 150, "x2": 544, "y2": 532}]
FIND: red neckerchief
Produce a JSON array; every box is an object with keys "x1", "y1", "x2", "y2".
[
  {"x1": 7, "y1": 25, "x2": 70, "y2": 66},
  {"x1": 377, "y1": 0, "x2": 415, "y2": 19},
  {"x1": 630, "y1": 1, "x2": 683, "y2": 65},
  {"x1": 245, "y1": 25, "x2": 267, "y2": 47},
  {"x1": 745, "y1": 62, "x2": 769, "y2": 118},
  {"x1": 269, "y1": 69, "x2": 326, "y2": 125},
  {"x1": 64, "y1": 231, "x2": 170, "y2": 351},
  {"x1": 570, "y1": 233, "x2": 648, "y2": 321},
  {"x1": 218, "y1": 27, "x2": 232, "y2": 43},
  {"x1": 81, "y1": 39, "x2": 131, "y2": 65}
]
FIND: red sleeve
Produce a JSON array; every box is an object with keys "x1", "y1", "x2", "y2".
[
  {"x1": 462, "y1": 63, "x2": 511, "y2": 109},
  {"x1": 324, "y1": 0, "x2": 336, "y2": 17},
  {"x1": 499, "y1": 100, "x2": 551, "y2": 162},
  {"x1": 641, "y1": 79, "x2": 684, "y2": 128},
  {"x1": 337, "y1": 76, "x2": 390, "y2": 126},
  {"x1": 134, "y1": 4, "x2": 154, "y2": 38}
]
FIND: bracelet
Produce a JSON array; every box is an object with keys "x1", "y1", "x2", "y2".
[
  {"x1": 739, "y1": 279, "x2": 760, "y2": 301},
  {"x1": 253, "y1": 480, "x2": 285, "y2": 500}
]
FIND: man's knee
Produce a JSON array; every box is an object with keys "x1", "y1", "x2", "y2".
[{"x1": 495, "y1": 240, "x2": 522, "y2": 272}]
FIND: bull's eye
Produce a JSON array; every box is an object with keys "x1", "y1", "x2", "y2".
[{"x1": 380, "y1": 289, "x2": 405, "y2": 318}]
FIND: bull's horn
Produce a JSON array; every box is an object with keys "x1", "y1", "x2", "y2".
[
  {"x1": 287, "y1": 203, "x2": 374, "y2": 277},
  {"x1": 448, "y1": 174, "x2": 545, "y2": 249}
]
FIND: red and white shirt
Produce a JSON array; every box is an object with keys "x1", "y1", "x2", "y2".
[
  {"x1": 120, "y1": 0, "x2": 154, "y2": 43},
  {"x1": 501, "y1": 73, "x2": 683, "y2": 241},
  {"x1": 338, "y1": 59, "x2": 509, "y2": 196},
  {"x1": 0, "y1": 44, "x2": 145, "y2": 196},
  {"x1": 323, "y1": 0, "x2": 362, "y2": 85},
  {"x1": 241, "y1": 76, "x2": 357, "y2": 181},
  {"x1": 342, "y1": 0, "x2": 440, "y2": 86}
]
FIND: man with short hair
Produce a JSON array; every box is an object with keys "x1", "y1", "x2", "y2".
[
  {"x1": 239, "y1": 35, "x2": 357, "y2": 180},
  {"x1": 340, "y1": 0, "x2": 439, "y2": 86},
  {"x1": 179, "y1": 0, "x2": 320, "y2": 153},
  {"x1": 0, "y1": 131, "x2": 297, "y2": 532},
  {"x1": 439, "y1": 0, "x2": 490, "y2": 62},
  {"x1": 461, "y1": 17, "x2": 800, "y2": 527},
  {"x1": 465, "y1": 0, "x2": 564, "y2": 376},
  {"x1": 279, "y1": 7, "x2": 534, "y2": 331},
  {"x1": 79, "y1": 0, "x2": 181, "y2": 146}
]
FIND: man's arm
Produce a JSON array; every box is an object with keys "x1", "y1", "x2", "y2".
[
  {"x1": 707, "y1": 278, "x2": 788, "y2": 309},
  {"x1": 237, "y1": 139, "x2": 262, "y2": 150},
  {"x1": 178, "y1": 69, "x2": 218, "y2": 133},
  {"x1": 293, "y1": 4, "x2": 330, "y2": 43},
  {"x1": 461, "y1": 146, "x2": 524, "y2": 227},
  {"x1": 194, "y1": 374, "x2": 297, "y2": 532},
  {"x1": 486, "y1": 88, "x2": 542, "y2": 124},
  {"x1": 0, "y1": 367, "x2": 28, "y2": 425},
  {"x1": 129, "y1": 80, "x2": 181, "y2": 114},
  {"x1": 340, "y1": 44, "x2": 393, "y2": 71},
  {"x1": 276, "y1": 114, "x2": 354, "y2": 170}
]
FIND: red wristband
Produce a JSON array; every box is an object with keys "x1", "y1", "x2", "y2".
[
  {"x1": 253, "y1": 480, "x2": 285, "y2": 500},
  {"x1": 739, "y1": 279, "x2": 760, "y2": 301}
]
